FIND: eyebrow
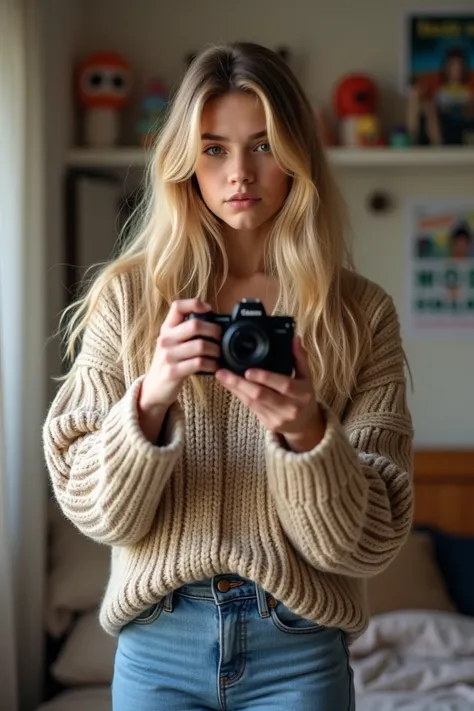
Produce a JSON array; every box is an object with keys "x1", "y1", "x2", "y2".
[{"x1": 200, "y1": 130, "x2": 268, "y2": 141}]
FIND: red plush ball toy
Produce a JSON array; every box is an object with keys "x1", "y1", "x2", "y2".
[
  {"x1": 332, "y1": 73, "x2": 384, "y2": 146},
  {"x1": 333, "y1": 74, "x2": 378, "y2": 118}
]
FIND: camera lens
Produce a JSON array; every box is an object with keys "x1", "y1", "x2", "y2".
[
  {"x1": 232, "y1": 331, "x2": 258, "y2": 361},
  {"x1": 225, "y1": 324, "x2": 269, "y2": 370}
]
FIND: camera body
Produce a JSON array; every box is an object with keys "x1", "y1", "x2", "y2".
[{"x1": 187, "y1": 299, "x2": 295, "y2": 376}]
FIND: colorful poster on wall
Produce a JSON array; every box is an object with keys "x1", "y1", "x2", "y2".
[
  {"x1": 406, "y1": 200, "x2": 474, "y2": 339},
  {"x1": 402, "y1": 11, "x2": 474, "y2": 145}
]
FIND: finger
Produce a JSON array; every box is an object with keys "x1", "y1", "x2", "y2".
[
  {"x1": 244, "y1": 368, "x2": 300, "y2": 398},
  {"x1": 216, "y1": 369, "x2": 287, "y2": 408},
  {"x1": 164, "y1": 299, "x2": 211, "y2": 329},
  {"x1": 293, "y1": 337, "x2": 312, "y2": 380},
  {"x1": 168, "y1": 356, "x2": 218, "y2": 378},
  {"x1": 161, "y1": 316, "x2": 222, "y2": 345},
  {"x1": 163, "y1": 338, "x2": 220, "y2": 363}
]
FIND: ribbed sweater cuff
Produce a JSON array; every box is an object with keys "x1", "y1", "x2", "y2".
[
  {"x1": 46, "y1": 375, "x2": 185, "y2": 546},
  {"x1": 67, "y1": 375, "x2": 187, "y2": 545},
  {"x1": 100, "y1": 376, "x2": 184, "y2": 493},
  {"x1": 265, "y1": 403, "x2": 364, "y2": 506},
  {"x1": 97, "y1": 377, "x2": 184, "y2": 510}
]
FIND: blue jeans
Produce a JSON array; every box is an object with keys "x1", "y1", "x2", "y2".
[{"x1": 112, "y1": 575, "x2": 355, "y2": 710}]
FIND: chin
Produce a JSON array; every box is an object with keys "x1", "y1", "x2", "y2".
[{"x1": 224, "y1": 216, "x2": 267, "y2": 232}]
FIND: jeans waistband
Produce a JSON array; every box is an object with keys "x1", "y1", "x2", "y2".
[{"x1": 172, "y1": 575, "x2": 271, "y2": 618}]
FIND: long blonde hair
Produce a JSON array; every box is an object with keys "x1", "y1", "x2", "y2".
[{"x1": 62, "y1": 41, "x2": 370, "y2": 397}]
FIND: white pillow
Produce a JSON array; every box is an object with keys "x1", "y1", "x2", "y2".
[
  {"x1": 46, "y1": 500, "x2": 110, "y2": 637},
  {"x1": 51, "y1": 610, "x2": 117, "y2": 685}
]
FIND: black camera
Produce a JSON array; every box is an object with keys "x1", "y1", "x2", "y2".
[{"x1": 186, "y1": 299, "x2": 295, "y2": 376}]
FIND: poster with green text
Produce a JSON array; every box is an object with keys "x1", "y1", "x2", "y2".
[{"x1": 406, "y1": 199, "x2": 474, "y2": 339}]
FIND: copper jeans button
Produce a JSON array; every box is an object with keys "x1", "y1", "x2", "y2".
[{"x1": 217, "y1": 579, "x2": 231, "y2": 593}]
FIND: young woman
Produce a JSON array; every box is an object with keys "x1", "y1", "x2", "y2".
[{"x1": 44, "y1": 42, "x2": 414, "y2": 711}]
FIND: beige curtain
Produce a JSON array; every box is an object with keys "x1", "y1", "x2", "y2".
[
  {"x1": 0, "y1": 334, "x2": 18, "y2": 710},
  {"x1": 0, "y1": 2, "x2": 23, "y2": 706},
  {"x1": 0, "y1": 1, "x2": 46, "y2": 709}
]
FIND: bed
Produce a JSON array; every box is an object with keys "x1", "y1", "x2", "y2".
[
  {"x1": 354, "y1": 450, "x2": 474, "y2": 711},
  {"x1": 37, "y1": 450, "x2": 474, "y2": 711}
]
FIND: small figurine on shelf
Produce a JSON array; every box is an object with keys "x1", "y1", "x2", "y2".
[
  {"x1": 357, "y1": 115, "x2": 384, "y2": 147},
  {"x1": 389, "y1": 125, "x2": 412, "y2": 148},
  {"x1": 405, "y1": 79, "x2": 442, "y2": 146},
  {"x1": 333, "y1": 73, "x2": 384, "y2": 147},
  {"x1": 137, "y1": 77, "x2": 169, "y2": 148},
  {"x1": 76, "y1": 51, "x2": 132, "y2": 147}
]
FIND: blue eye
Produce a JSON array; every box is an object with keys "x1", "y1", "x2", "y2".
[
  {"x1": 204, "y1": 145, "x2": 225, "y2": 156},
  {"x1": 255, "y1": 142, "x2": 271, "y2": 153}
]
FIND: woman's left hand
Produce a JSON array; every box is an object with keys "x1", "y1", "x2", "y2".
[{"x1": 215, "y1": 337, "x2": 326, "y2": 453}]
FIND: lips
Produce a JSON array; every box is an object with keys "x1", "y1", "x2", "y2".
[
  {"x1": 226, "y1": 193, "x2": 261, "y2": 209},
  {"x1": 227, "y1": 193, "x2": 258, "y2": 201}
]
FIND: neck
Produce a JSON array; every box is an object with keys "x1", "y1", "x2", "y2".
[{"x1": 222, "y1": 225, "x2": 267, "y2": 278}]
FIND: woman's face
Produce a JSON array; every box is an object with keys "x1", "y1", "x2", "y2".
[
  {"x1": 194, "y1": 91, "x2": 290, "y2": 235},
  {"x1": 446, "y1": 57, "x2": 464, "y2": 83}
]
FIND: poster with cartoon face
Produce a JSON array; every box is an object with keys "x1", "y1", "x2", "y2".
[{"x1": 406, "y1": 199, "x2": 474, "y2": 339}]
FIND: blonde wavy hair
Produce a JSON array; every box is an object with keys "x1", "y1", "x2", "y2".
[{"x1": 62, "y1": 41, "x2": 371, "y2": 397}]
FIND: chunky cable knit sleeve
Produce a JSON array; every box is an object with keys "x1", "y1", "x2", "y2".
[
  {"x1": 265, "y1": 294, "x2": 414, "y2": 578},
  {"x1": 43, "y1": 280, "x2": 184, "y2": 547}
]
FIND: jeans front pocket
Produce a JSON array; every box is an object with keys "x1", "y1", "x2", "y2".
[
  {"x1": 269, "y1": 600, "x2": 324, "y2": 635},
  {"x1": 133, "y1": 600, "x2": 164, "y2": 626}
]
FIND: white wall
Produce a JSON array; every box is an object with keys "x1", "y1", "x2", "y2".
[
  {"x1": 75, "y1": 0, "x2": 474, "y2": 139},
  {"x1": 47, "y1": 0, "x2": 474, "y2": 447},
  {"x1": 336, "y1": 167, "x2": 473, "y2": 447}
]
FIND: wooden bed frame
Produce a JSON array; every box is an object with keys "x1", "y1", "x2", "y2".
[{"x1": 414, "y1": 450, "x2": 474, "y2": 535}]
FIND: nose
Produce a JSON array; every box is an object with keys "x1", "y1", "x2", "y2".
[{"x1": 227, "y1": 150, "x2": 255, "y2": 185}]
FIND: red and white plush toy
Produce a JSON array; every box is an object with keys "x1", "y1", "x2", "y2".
[
  {"x1": 77, "y1": 51, "x2": 132, "y2": 147},
  {"x1": 333, "y1": 73, "x2": 384, "y2": 147}
]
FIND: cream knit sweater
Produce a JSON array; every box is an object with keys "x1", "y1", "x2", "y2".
[{"x1": 43, "y1": 268, "x2": 414, "y2": 640}]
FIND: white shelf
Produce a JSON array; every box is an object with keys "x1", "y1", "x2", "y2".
[
  {"x1": 65, "y1": 146, "x2": 474, "y2": 170},
  {"x1": 329, "y1": 146, "x2": 474, "y2": 167},
  {"x1": 66, "y1": 147, "x2": 148, "y2": 168}
]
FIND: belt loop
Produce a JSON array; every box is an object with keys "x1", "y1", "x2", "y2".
[
  {"x1": 256, "y1": 585, "x2": 269, "y2": 618},
  {"x1": 163, "y1": 591, "x2": 174, "y2": 613}
]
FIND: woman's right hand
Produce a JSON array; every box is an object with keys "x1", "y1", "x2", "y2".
[{"x1": 138, "y1": 299, "x2": 221, "y2": 442}]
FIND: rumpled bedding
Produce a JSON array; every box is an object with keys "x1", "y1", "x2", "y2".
[{"x1": 352, "y1": 610, "x2": 474, "y2": 710}]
